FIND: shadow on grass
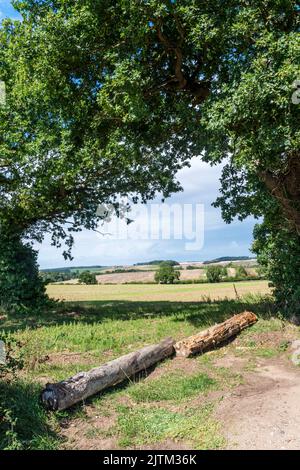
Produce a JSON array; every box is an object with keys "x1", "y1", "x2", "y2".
[
  {"x1": 1, "y1": 295, "x2": 276, "y2": 333},
  {"x1": 0, "y1": 380, "x2": 61, "y2": 450}
]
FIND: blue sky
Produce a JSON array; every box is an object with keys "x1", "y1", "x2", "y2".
[
  {"x1": 0, "y1": 0, "x2": 21, "y2": 20},
  {"x1": 1, "y1": 1, "x2": 257, "y2": 268}
]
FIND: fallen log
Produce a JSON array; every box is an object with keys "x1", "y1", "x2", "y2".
[
  {"x1": 174, "y1": 311, "x2": 257, "y2": 358},
  {"x1": 41, "y1": 337, "x2": 175, "y2": 411}
]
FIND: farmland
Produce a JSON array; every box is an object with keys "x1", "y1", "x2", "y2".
[
  {"x1": 47, "y1": 280, "x2": 270, "y2": 303},
  {"x1": 53, "y1": 259, "x2": 260, "y2": 285}
]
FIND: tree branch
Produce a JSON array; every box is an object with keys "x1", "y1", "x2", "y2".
[
  {"x1": 155, "y1": 17, "x2": 187, "y2": 90},
  {"x1": 153, "y1": 17, "x2": 210, "y2": 103}
]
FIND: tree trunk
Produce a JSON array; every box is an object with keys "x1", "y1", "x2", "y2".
[
  {"x1": 41, "y1": 337, "x2": 175, "y2": 411},
  {"x1": 174, "y1": 311, "x2": 257, "y2": 358},
  {"x1": 260, "y1": 152, "x2": 300, "y2": 235}
]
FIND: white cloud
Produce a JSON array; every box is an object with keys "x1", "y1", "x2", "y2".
[
  {"x1": 37, "y1": 157, "x2": 255, "y2": 268},
  {"x1": 176, "y1": 157, "x2": 223, "y2": 196}
]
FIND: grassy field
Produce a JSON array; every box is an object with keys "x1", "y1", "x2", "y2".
[
  {"x1": 1, "y1": 280, "x2": 298, "y2": 450},
  {"x1": 47, "y1": 279, "x2": 270, "y2": 302}
]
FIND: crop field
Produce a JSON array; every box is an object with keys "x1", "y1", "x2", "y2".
[
  {"x1": 93, "y1": 269, "x2": 207, "y2": 284},
  {"x1": 47, "y1": 280, "x2": 270, "y2": 303}
]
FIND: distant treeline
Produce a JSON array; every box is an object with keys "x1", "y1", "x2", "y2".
[
  {"x1": 97, "y1": 268, "x2": 149, "y2": 275},
  {"x1": 134, "y1": 260, "x2": 180, "y2": 266},
  {"x1": 40, "y1": 265, "x2": 105, "y2": 273},
  {"x1": 123, "y1": 276, "x2": 265, "y2": 285},
  {"x1": 203, "y1": 256, "x2": 254, "y2": 265},
  {"x1": 40, "y1": 271, "x2": 79, "y2": 284}
]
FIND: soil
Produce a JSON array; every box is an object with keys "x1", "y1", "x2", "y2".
[{"x1": 60, "y1": 412, "x2": 118, "y2": 450}]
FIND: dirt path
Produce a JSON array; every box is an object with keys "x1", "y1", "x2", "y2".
[{"x1": 215, "y1": 359, "x2": 300, "y2": 450}]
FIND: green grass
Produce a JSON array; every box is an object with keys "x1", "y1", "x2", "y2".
[
  {"x1": 115, "y1": 403, "x2": 225, "y2": 449},
  {"x1": 0, "y1": 286, "x2": 293, "y2": 450},
  {"x1": 129, "y1": 372, "x2": 216, "y2": 402},
  {"x1": 0, "y1": 380, "x2": 60, "y2": 450},
  {"x1": 254, "y1": 347, "x2": 279, "y2": 358},
  {"x1": 1, "y1": 294, "x2": 276, "y2": 381}
]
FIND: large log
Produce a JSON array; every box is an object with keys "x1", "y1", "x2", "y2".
[
  {"x1": 174, "y1": 311, "x2": 257, "y2": 358},
  {"x1": 41, "y1": 337, "x2": 175, "y2": 411}
]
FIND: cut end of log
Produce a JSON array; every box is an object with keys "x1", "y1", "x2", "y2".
[
  {"x1": 174, "y1": 311, "x2": 258, "y2": 358},
  {"x1": 41, "y1": 386, "x2": 60, "y2": 411}
]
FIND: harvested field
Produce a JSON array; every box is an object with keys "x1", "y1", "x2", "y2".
[
  {"x1": 95, "y1": 268, "x2": 206, "y2": 284},
  {"x1": 47, "y1": 280, "x2": 270, "y2": 303}
]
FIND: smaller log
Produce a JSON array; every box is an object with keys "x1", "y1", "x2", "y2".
[
  {"x1": 174, "y1": 311, "x2": 257, "y2": 358},
  {"x1": 41, "y1": 337, "x2": 175, "y2": 411}
]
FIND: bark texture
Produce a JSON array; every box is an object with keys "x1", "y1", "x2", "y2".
[
  {"x1": 174, "y1": 311, "x2": 258, "y2": 358},
  {"x1": 260, "y1": 152, "x2": 300, "y2": 234}
]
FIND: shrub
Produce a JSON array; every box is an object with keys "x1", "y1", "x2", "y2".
[{"x1": 0, "y1": 231, "x2": 47, "y2": 313}]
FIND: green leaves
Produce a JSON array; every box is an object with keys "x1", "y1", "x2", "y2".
[
  {"x1": 205, "y1": 265, "x2": 225, "y2": 283},
  {"x1": 253, "y1": 219, "x2": 300, "y2": 315},
  {"x1": 0, "y1": 231, "x2": 47, "y2": 311},
  {"x1": 78, "y1": 271, "x2": 98, "y2": 285}
]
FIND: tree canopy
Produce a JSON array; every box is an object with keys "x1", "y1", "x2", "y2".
[
  {"x1": 205, "y1": 265, "x2": 225, "y2": 283},
  {"x1": 0, "y1": 1, "x2": 299, "y2": 310},
  {"x1": 155, "y1": 262, "x2": 180, "y2": 284},
  {"x1": 78, "y1": 271, "x2": 98, "y2": 285}
]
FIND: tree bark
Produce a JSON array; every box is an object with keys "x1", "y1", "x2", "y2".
[
  {"x1": 174, "y1": 311, "x2": 257, "y2": 358},
  {"x1": 41, "y1": 337, "x2": 175, "y2": 411},
  {"x1": 260, "y1": 151, "x2": 300, "y2": 235}
]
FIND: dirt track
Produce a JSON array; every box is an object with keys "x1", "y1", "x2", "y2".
[{"x1": 216, "y1": 359, "x2": 300, "y2": 449}]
